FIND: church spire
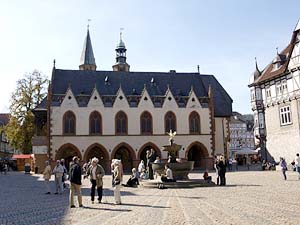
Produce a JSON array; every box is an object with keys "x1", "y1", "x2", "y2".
[
  {"x1": 253, "y1": 57, "x2": 261, "y2": 80},
  {"x1": 79, "y1": 25, "x2": 97, "y2": 71},
  {"x1": 112, "y1": 29, "x2": 130, "y2": 72}
]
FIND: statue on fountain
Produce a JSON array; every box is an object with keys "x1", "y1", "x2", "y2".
[
  {"x1": 151, "y1": 130, "x2": 194, "y2": 180},
  {"x1": 167, "y1": 129, "x2": 176, "y2": 146}
]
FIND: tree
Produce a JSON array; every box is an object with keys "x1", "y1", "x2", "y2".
[{"x1": 4, "y1": 70, "x2": 48, "y2": 154}]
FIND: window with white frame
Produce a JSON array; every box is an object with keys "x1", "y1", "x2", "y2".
[
  {"x1": 280, "y1": 105, "x2": 292, "y2": 125},
  {"x1": 282, "y1": 81, "x2": 288, "y2": 93},
  {"x1": 276, "y1": 83, "x2": 282, "y2": 96},
  {"x1": 266, "y1": 87, "x2": 271, "y2": 98}
]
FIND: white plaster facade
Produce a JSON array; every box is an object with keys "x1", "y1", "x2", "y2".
[
  {"x1": 49, "y1": 86, "x2": 224, "y2": 170},
  {"x1": 249, "y1": 22, "x2": 300, "y2": 163}
]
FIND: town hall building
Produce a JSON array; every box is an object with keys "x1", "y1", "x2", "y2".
[{"x1": 33, "y1": 28, "x2": 232, "y2": 172}]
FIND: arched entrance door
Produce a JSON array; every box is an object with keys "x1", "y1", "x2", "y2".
[
  {"x1": 138, "y1": 142, "x2": 161, "y2": 164},
  {"x1": 112, "y1": 143, "x2": 135, "y2": 172},
  {"x1": 186, "y1": 142, "x2": 209, "y2": 169},
  {"x1": 84, "y1": 144, "x2": 109, "y2": 172},
  {"x1": 55, "y1": 143, "x2": 82, "y2": 171}
]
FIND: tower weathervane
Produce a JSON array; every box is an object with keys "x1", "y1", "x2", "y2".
[
  {"x1": 87, "y1": 19, "x2": 91, "y2": 29},
  {"x1": 120, "y1": 27, "x2": 124, "y2": 40}
]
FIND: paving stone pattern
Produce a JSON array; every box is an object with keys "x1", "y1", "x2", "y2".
[{"x1": 0, "y1": 170, "x2": 300, "y2": 225}]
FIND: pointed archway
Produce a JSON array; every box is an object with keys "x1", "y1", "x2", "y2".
[
  {"x1": 137, "y1": 142, "x2": 162, "y2": 164},
  {"x1": 55, "y1": 143, "x2": 82, "y2": 171},
  {"x1": 112, "y1": 143, "x2": 136, "y2": 172},
  {"x1": 84, "y1": 143, "x2": 109, "y2": 173},
  {"x1": 186, "y1": 142, "x2": 209, "y2": 169}
]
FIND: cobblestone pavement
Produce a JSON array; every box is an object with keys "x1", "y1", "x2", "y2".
[{"x1": 0, "y1": 170, "x2": 300, "y2": 225}]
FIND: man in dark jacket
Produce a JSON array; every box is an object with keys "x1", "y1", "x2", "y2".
[{"x1": 69, "y1": 156, "x2": 83, "y2": 208}]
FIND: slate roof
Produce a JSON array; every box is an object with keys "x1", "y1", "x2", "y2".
[
  {"x1": 49, "y1": 69, "x2": 232, "y2": 117},
  {"x1": 80, "y1": 29, "x2": 96, "y2": 66}
]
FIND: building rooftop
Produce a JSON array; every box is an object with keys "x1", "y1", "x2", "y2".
[{"x1": 47, "y1": 69, "x2": 232, "y2": 117}]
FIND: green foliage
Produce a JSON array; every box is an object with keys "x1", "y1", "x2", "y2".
[{"x1": 4, "y1": 70, "x2": 48, "y2": 154}]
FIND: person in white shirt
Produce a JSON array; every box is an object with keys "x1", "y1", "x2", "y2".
[
  {"x1": 53, "y1": 160, "x2": 64, "y2": 194},
  {"x1": 43, "y1": 161, "x2": 52, "y2": 194},
  {"x1": 295, "y1": 153, "x2": 300, "y2": 179},
  {"x1": 161, "y1": 164, "x2": 175, "y2": 182}
]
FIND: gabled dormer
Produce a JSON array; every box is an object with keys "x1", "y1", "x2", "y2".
[
  {"x1": 87, "y1": 86, "x2": 104, "y2": 108},
  {"x1": 186, "y1": 86, "x2": 201, "y2": 108},
  {"x1": 113, "y1": 86, "x2": 129, "y2": 108},
  {"x1": 138, "y1": 85, "x2": 154, "y2": 108},
  {"x1": 61, "y1": 87, "x2": 78, "y2": 108},
  {"x1": 162, "y1": 86, "x2": 178, "y2": 108}
]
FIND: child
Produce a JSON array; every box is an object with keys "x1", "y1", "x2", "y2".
[{"x1": 203, "y1": 171, "x2": 212, "y2": 183}]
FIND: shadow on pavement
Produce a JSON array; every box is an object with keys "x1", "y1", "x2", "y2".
[
  {"x1": 82, "y1": 206, "x2": 132, "y2": 212},
  {"x1": 81, "y1": 187, "x2": 136, "y2": 197},
  {"x1": 120, "y1": 203, "x2": 170, "y2": 209},
  {"x1": 214, "y1": 184, "x2": 262, "y2": 187},
  {"x1": 0, "y1": 172, "x2": 70, "y2": 225}
]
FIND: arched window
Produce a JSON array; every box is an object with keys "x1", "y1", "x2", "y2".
[
  {"x1": 63, "y1": 111, "x2": 76, "y2": 135},
  {"x1": 115, "y1": 111, "x2": 128, "y2": 135},
  {"x1": 89, "y1": 111, "x2": 102, "y2": 135},
  {"x1": 165, "y1": 111, "x2": 176, "y2": 133},
  {"x1": 189, "y1": 111, "x2": 200, "y2": 134},
  {"x1": 140, "y1": 111, "x2": 153, "y2": 134}
]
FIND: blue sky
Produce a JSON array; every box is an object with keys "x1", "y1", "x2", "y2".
[{"x1": 1, "y1": 0, "x2": 300, "y2": 114}]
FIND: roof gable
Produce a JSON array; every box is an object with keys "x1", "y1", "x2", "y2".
[
  {"x1": 51, "y1": 69, "x2": 232, "y2": 117},
  {"x1": 61, "y1": 88, "x2": 78, "y2": 108}
]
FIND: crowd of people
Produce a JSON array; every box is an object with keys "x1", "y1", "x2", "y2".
[
  {"x1": 41, "y1": 147, "x2": 178, "y2": 208},
  {"x1": 40, "y1": 150, "x2": 300, "y2": 208}
]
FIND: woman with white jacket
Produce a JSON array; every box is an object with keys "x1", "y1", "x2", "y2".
[
  {"x1": 43, "y1": 161, "x2": 52, "y2": 194},
  {"x1": 112, "y1": 160, "x2": 122, "y2": 205}
]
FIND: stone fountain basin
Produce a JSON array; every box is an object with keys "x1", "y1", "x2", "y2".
[{"x1": 151, "y1": 161, "x2": 194, "y2": 180}]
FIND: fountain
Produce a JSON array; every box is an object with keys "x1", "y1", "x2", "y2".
[{"x1": 151, "y1": 130, "x2": 194, "y2": 180}]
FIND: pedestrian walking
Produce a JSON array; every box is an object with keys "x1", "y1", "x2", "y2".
[
  {"x1": 246, "y1": 156, "x2": 251, "y2": 170},
  {"x1": 295, "y1": 153, "x2": 300, "y2": 180},
  {"x1": 112, "y1": 160, "x2": 122, "y2": 205},
  {"x1": 214, "y1": 155, "x2": 220, "y2": 185},
  {"x1": 233, "y1": 158, "x2": 238, "y2": 171},
  {"x1": 43, "y1": 161, "x2": 52, "y2": 194},
  {"x1": 69, "y1": 156, "x2": 83, "y2": 208},
  {"x1": 279, "y1": 157, "x2": 287, "y2": 180},
  {"x1": 3, "y1": 163, "x2": 8, "y2": 175},
  {"x1": 61, "y1": 159, "x2": 67, "y2": 190},
  {"x1": 228, "y1": 157, "x2": 233, "y2": 171},
  {"x1": 217, "y1": 155, "x2": 227, "y2": 186},
  {"x1": 146, "y1": 149, "x2": 156, "y2": 180},
  {"x1": 85, "y1": 157, "x2": 105, "y2": 204},
  {"x1": 53, "y1": 160, "x2": 64, "y2": 194}
]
